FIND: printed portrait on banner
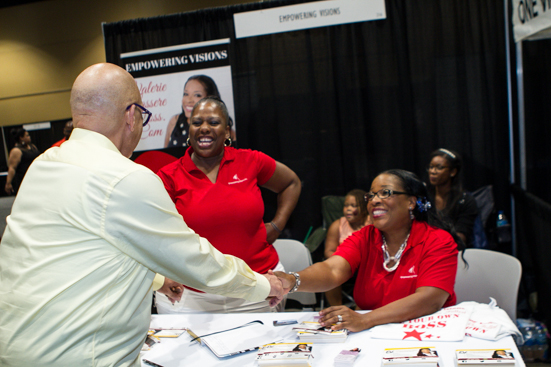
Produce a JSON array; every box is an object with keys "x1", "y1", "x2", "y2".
[{"x1": 121, "y1": 39, "x2": 236, "y2": 152}]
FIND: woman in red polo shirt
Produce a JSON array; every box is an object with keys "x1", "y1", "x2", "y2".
[
  {"x1": 156, "y1": 96, "x2": 301, "y2": 313},
  {"x1": 276, "y1": 169, "x2": 463, "y2": 332}
]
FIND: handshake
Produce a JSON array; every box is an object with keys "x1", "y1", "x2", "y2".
[
  {"x1": 157, "y1": 271, "x2": 299, "y2": 308},
  {"x1": 264, "y1": 270, "x2": 298, "y2": 307}
]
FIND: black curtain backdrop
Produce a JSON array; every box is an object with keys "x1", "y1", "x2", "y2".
[
  {"x1": 512, "y1": 185, "x2": 551, "y2": 325},
  {"x1": 523, "y1": 38, "x2": 551, "y2": 205},
  {"x1": 103, "y1": 0, "x2": 511, "y2": 244}
]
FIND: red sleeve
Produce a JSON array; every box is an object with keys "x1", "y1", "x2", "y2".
[
  {"x1": 253, "y1": 150, "x2": 276, "y2": 186},
  {"x1": 156, "y1": 162, "x2": 178, "y2": 202},
  {"x1": 333, "y1": 226, "x2": 371, "y2": 274},
  {"x1": 416, "y1": 228, "x2": 458, "y2": 297}
]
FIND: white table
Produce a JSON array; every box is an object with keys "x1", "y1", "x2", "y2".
[{"x1": 141, "y1": 312, "x2": 525, "y2": 367}]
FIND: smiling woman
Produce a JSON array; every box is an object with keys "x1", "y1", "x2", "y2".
[
  {"x1": 155, "y1": 96, "x2": 302, "y2": 314},
  {"x1": 274, "y1": 169, "x2": 464, "y2": 333}
]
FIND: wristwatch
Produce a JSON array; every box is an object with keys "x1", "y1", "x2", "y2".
[{"x1": 289, "y1": 272, "x2": 301, "y2": 293}]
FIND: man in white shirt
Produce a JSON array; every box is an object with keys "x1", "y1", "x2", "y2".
[{"x1": 0, "y1": 63, "x2": 283, "y2": 367}]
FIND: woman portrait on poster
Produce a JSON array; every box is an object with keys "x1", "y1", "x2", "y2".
[{"x1": 164, "y1": 74, "x2": 235, "y2": 148}]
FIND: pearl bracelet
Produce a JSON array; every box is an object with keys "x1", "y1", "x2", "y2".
[{"x1": 289, "y1": 272, "x2": 301, "y2": 293}]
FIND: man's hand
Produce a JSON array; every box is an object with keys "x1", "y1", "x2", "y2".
[
  {"x1": 263, "y1": 270, "x2": 284, "y2": 307},
  {"x1": 157, "y1": 277, "x2": 184, "y2": 304},
  {"x1": 273, "y1": 271, "x2": 295, "y2": 294}
]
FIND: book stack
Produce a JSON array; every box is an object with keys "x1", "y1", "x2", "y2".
[
  {"x1": 256, "y1": 342, "x2": 313, "y2": 366},
  {"x1": 456, "y1": 349, "x2": 515, "y2": 366},
  {"x1": 292, "y1": 321, "x2": 348, "y2": 343},
  {"x1": 334, "y1": 349, "x2": 361, "y2": 366},
  {"x1": 382, "y1": 347, "x2": 440, "y2": 367}
]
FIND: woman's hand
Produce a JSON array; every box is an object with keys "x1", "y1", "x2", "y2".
[
  {"x1": 272, "y1": 271, "x2": 295, "y2": 294},
  {"x1": 319, "y1": 305, "x2": 369, "y2": 332},
  {"x1": 5, "y1": 182, "x2": 13, "y2": 195},
  {"x1": 265, "y1": 222, "x2": 280, "y2": 244}
]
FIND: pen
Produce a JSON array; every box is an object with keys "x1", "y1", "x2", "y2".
[{"x1": 143, "y1": 359, "x2": 164, "y2": 367}]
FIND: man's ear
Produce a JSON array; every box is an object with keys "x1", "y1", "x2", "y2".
[{"x1": 125, "y1": 105, "x2": 137, "y2": 132}]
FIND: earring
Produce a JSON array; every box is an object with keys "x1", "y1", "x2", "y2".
[
  {"x1": 186, "y1": 138, "x2": 190, "y2": 146},
  {"x1": 409, "y1": 207, "x2": 414, "y2": 220},
  {"x1": 224, "y1": 137, "x2": 232, "y2": 147}
]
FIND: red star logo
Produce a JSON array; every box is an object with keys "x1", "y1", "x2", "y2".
[
  {"x1": 425, "y1": 334, "x2": 433, "y2": 339},
  {"x1": 402, "y1": 329, "x2": 424, "y2": 341}
]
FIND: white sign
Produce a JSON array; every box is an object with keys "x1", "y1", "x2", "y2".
[
  {"x1": 24, "y1": 122, "x2": 51, "y2": 131},
  {"x1": 512, "y1": 0, "x2": 551, "y2": 42},
  {"x1": 234, "y1": 0, "x2": 386, "y2": 39}
]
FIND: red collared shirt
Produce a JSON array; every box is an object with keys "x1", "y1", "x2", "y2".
[
  {"x1": 158, "y1": 147, "x2": 279, "y2": 274},
  {"x1": 334, "y1": 220, "x2": 458, "y2": 310}
]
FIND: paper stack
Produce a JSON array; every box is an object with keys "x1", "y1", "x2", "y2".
[
  {"x1": 334, "y1": 349, "x2": 361, "y2": 366},
  {"x1": 292, "y1": 321, "x2": 348, "y2": 343},
  {"x1": 456, "y1": 348, "x2": 515, "y2": 366},
  {"x1": 382, "y1": 346, "x2": 440, "y2": 367},
  {"x1": 256, "y1": 342, "x2": 313, "y2": 366}
]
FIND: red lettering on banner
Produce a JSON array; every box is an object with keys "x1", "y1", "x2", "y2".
[
  {"x1": 143, "y1": 99, "x2": 168, "y2": 108},
  {"x1": 437, "y1": 321, "x2": 447, "y2": 327},
  {"x1": 138, "y1": 82, "x2": 167, "y2": 97},
  {"x1": 148, "y1": 129, "x2": 163, "y2": 137}
]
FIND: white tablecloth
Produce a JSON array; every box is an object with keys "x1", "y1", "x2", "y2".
[{"x1": 141, "y1": 312, "x2": 525, "y2": 367}]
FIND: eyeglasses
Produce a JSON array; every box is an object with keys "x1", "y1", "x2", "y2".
[
  {"x1": 426, "y1": 165, "x2": 449, "y2": 172},
  {"x1": 126, "y1": 103, "x2": 152, "y2": 127},
  {"x1": 364, "y1": 189, "x2": 410, "y2": 202}
]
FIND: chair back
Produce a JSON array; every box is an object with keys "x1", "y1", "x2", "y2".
[
  {"x1": 273, "y1": 239, "x2": 317, "y2": 306},
  {"x1": 455, "y1": 249, "x2": 522, "y2": 320}
]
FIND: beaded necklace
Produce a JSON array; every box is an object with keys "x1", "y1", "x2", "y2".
[{"x1": 381, "y1": 232, "x2": 410, "y2": 272}]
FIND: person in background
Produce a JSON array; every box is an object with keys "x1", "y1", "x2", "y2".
[
  {"x1": 426, "y1": 148, "x2": 478, "y2": 246},
  {"x1": 275, "y1": 169, "x2": 462, "y2": 333},
  {"x1": 51, "y1": 120, "x2": 73, "y2": 147},
  {"x1": 164, "y1": 75, "x2": 235, "y2": 148},
  {"x1": 324, "y1": 189, "x2": 371, "y2": 306},
  {"x1": 0, "y1": 63, "x2": 283, "y2": 367},
  {"x1": 4, "y1": 127, "x2": 40, "y2": 195},
  {"x1": 156, "y1": 96, "x2": 301, "y2": 314}
]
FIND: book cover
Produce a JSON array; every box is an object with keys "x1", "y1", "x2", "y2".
[
  {"x1": 256, "y1": 342, "x2": 313, "y2": 366},
  {"x1": 456, "y1": 349, "x2": 515, "y2": 365},
  {"x1": 382, "y1": 346, "x2": 439, "y2": 366}
]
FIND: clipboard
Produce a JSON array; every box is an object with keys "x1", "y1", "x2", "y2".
[{"x1": 187, "y1": 320, "x2": 281, "y2": 358}]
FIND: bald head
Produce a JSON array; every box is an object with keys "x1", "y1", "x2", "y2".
[
  {"x1": 70, "y1": 63, "x2": 143, "y2": 157},
  {"x1": 71, "y1": 63, "x2": 140, "y2": 133}
]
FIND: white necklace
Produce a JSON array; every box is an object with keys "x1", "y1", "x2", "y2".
[{"x1": 381, "y1": 232, "x2": 410, "y2": 272}]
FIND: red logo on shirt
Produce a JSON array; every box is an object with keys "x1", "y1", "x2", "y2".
[
  {"x1": 400, "y1": 265, "x2": 418, "y2": 279},
  {"x1": 228, "y1": 174, "x2": 248, "y2": 185}
]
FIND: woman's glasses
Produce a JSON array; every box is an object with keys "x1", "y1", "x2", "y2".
[{"x1": 364, "y1": 189, "x2": 409, "y2": 202}]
